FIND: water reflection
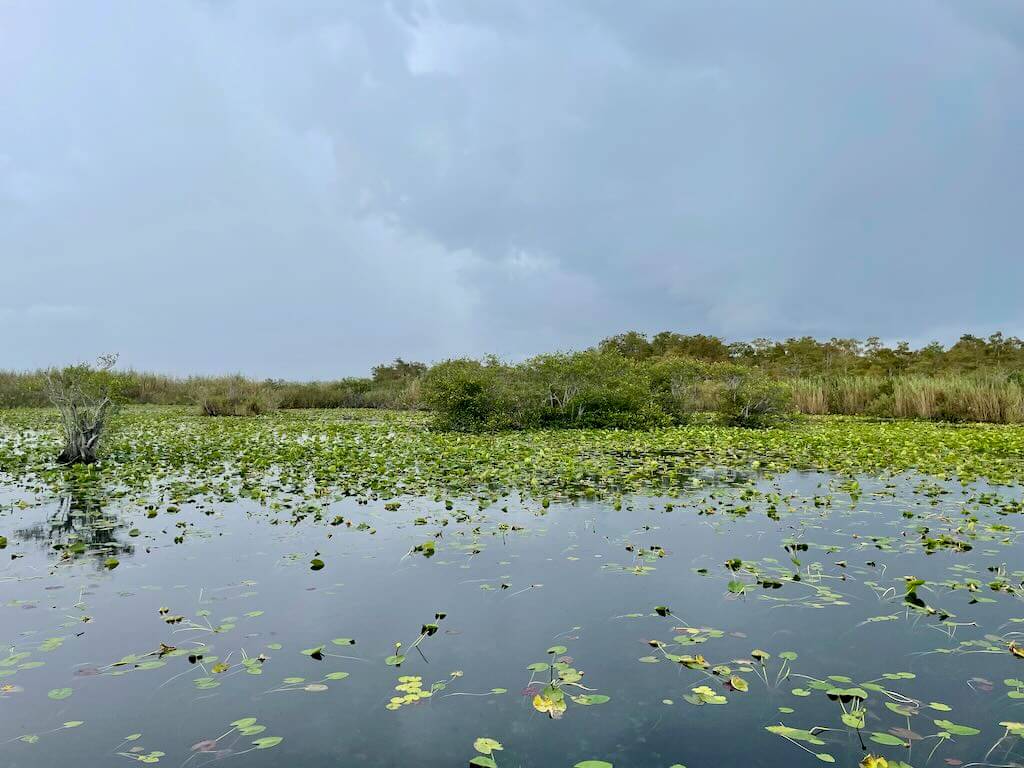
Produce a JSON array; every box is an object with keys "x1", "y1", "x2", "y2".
[
  {"x1": 12, "y1": 477, "x2": 133, "y2": 564},
  {"x1": 1, "y1": 471, "x2": 1023, "y2": 768}
]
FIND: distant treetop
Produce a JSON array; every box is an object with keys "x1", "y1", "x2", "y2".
[{"x1": 596, "y1": 331, "x2": 1024, "y2": 378}]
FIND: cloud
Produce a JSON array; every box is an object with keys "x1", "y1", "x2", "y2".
[{"x1": 1, "y1": 1, "x2": 1022, "y2": 376}]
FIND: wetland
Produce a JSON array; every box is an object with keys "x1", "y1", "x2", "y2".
[{"x1": 2, "y1": 408, "x2": 1024, "y2": 767}]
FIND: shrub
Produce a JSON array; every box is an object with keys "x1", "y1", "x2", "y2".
[
  {"x1": 648, "y1": 356, "x2": 722, "y2": 420},
  {"x1": 527, "y1": 351, "x2": 666, "y2": 429},
  {"x1": 715, "y1": 369, "x2": 793, "y2": 427},
  {"x1": 197, "y1": 376, "x2": 280, "y2": 416},
  {"x1": 423, "y1": 352, "x2": 666, "y2": 432},
  {"x1": 44, "y1": 355, "x2": 128, "y2": 464},
  {"x1": 422, "y1": 358, "x2": 517, "y2": 431}
]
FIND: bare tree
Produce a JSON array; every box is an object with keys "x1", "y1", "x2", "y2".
[{"x1": 44, "y1": 354, "x2": 120, "y2": 465}]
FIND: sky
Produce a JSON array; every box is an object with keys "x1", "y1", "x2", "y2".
[{"x1": 2, "y1": 1, "x2": 1023, "y2": 378}]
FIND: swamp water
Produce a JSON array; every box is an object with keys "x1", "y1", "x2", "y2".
[{"x1": 2, "y1": 461, "x2": 1024, "y2": 767}]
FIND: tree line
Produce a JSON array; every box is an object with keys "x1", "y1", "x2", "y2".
[
  {"x1": 4, "y1": 332, "x2": 1024, "y2": 428},
  {"x1": 598, "y1": 331, "x2": 1024, "y2": 377}
]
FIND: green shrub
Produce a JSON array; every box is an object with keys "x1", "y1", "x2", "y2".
[
  {"x1": 715, "y1": 369, "x2": 793, "y2": 427},
  {"x1": 423, "y1": 352, "x2": 666, "y2": 432},
  {"x1": 422, "y1": 358, "x2": 512, "y2": 431},
  {"x1": 527, "y1": 351, "x2": 666, "y2": 429},
  {"x1": 0, "y1": 371, "x2": 49, "y2": 407},
  {"x1": 648, "y1": 356, "x2": 724, "y2": 421},
  {"x1": 44, "y1": 356, "x2": 128, "y2": 464}
]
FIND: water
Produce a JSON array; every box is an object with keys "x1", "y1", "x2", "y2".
[{"x1": 1, "y1": 469, "x2": 1023, "y2": 767}]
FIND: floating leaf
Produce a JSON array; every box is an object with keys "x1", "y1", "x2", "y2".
[
  {"x1": 572, "y1": 694, "x2": 610, "y2": 705},
  {"x1": 842, "y1": 711, "x2": 865, "y2": 729},
  {"x1": 870, "y1": 733, "x2": 906, "y2": 746},
  {"x1": 933, "y1": 719, "x2": 980, "y2": 736},
  {"x1": 473, "y1": 738, "x2": 503, "y2": 755}
]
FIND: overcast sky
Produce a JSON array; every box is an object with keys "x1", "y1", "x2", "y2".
[{"x1": 2, "y1": 1, "x2": 1023, "y2": 378}]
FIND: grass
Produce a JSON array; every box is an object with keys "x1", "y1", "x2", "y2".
[
  {"x1": 791, "y1": 373, "x2": 1024, "y2": 423},
  {"x1": 197, "y1": 376, "x2": 280, "y2": 416},
  {"x1": 0, "y1": 370, "x2": 422, "y2": 411}
]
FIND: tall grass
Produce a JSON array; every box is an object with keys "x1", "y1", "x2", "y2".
[
  {"x1": 0, "y1": 371, "x2": 49, "y2": 407},
  {"x1": 831, "y1": 376, "x2": 888, "y2": 415},
  {"x1": 791, "y1": 380, "x2": 828, "y2": 415},
  {"x1": 0, "y1": 369, "x2": 424, "y2": 412},
  {"x1": 892, "y1": 375, "x2": 1024, "y2": 423},
  {"x1": 791, "y1": 373, "x2": 1024, "y2": 423},
  {"x1": 196, "y1": 376, "x2": 280, "y2": 417}
]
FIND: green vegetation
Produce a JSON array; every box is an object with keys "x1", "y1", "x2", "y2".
[
  {"x1": 5, "y1": 331, "x2": 1024, "y2": 426},
  {"x1": 598, "y1": 330, "x2": 1024, "y2": 376},
  {"x1": 196, "y1": 376, "x2": 280, "y2": 417},
  {"x1": 0, "y1": 358, "x2": 426, "y2": 411},
  {"x1": 42, "y1": 355, "x2": 128, "y2": 464},
  {"x1": 2, "y1": 406, "x2": 1024, "y2": 767},
  {"x1": 4, "y1": 407, "x2": 1024, "y2": 497},
  {"x1": 423, "y1": 352, "x2": 791, "y2": 430}
]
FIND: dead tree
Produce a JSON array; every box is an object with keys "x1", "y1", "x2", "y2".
[{"x1": 44, "y1": 354, "x2": 119, "y2": 465}]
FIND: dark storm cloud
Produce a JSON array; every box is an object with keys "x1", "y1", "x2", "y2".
[{"x1": 2, "y1": 1, "x2": 1022, "y2": 376}]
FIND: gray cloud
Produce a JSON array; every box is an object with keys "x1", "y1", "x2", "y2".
[{"x1": 2, "y1": 1, "x2": 1022, "y2": 377}]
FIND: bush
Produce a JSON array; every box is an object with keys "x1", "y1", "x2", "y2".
[
  {"x1": 45, "y1": 355, "x2": 129, "y2": 464},
  {"x1": 197, "y1": 376, "x2": 280, "y2": 416},
  {"x1": 715, "y1": 369, "x2": 793, "y2": 427},
  {"x1": 423, "y1": 352, "x2": 666, "y2": 432},
  {"x1": 527, "y1": 351, "x2": 666, "y2": 429},
  {"x1": 422, "y1": 358, "x2": 515, "y2": 431},
  {"x1": 649, "y1": 356, "x2": 723, "y2": 420}
]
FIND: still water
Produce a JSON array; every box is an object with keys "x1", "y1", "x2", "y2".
[{"x1": 1, "y1": 469, "x2": 1023, "y2": 767}]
